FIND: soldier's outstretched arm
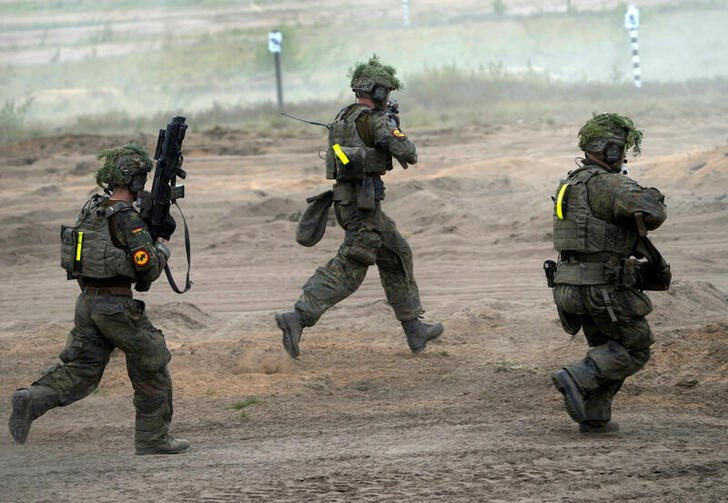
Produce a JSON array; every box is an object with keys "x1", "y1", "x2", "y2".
[
  {"x1": 369, "y1": 111, "x2": 418, "y2": 165},
  {"x1": 118, "y1": 210, "x2": 170, "y2": 283}
]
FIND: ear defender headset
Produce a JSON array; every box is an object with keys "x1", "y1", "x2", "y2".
[
  {"x1": 129, "y1": 173, "x2": 148, "y2": 195},
  {"x1": 603, "y1": 142, "x2": 623, "y2": 166},
  {"x1": 371, "y1": 85, "x2": 389, "y2": 106}
]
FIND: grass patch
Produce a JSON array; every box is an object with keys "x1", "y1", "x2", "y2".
[
  {"x1": 231, "y1": 396, "x2": 262, "y2": 419},
  {"x1": 232, "y1": 396, "x2": 261, "y2": 410}
]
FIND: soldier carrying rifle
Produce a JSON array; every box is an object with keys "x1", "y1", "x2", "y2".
[
  {"x1": 275, "y1": 55, "x2": 443, "y2": 357},
  {"x1": 9, "y1": 118, "x2": 191, "y2": 455}
]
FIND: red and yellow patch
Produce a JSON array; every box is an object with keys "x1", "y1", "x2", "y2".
[
  {"x1": 131, "y1": 226, "x2": 143, "y2": 234},
  {"x1": 392, "y1": 128, "x2": 406, "y2": 139},
  {"x1": 133, "y1": 248, "x2": 150, "y2": 267}
]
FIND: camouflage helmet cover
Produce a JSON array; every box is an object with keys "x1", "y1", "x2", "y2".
[
  {"x1": 349, "y1": 54, "x2": 403, "y2": 93},
  {"x1": 578, "y1": 112, "x2": 643, "y2": 156},
  {"x1": 95, "y1": 142, "x2": 153, "y2": 191}
]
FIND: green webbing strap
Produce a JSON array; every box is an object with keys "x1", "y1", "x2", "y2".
[{"x1": 164, "y1": 201, "x2": 192, "y2": 294}]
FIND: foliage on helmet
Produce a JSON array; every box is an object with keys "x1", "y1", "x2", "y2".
[
  {"x1": 95, "y1": 142, "x2": 152, "y2": 189},
  {"x1": 349, "y1": 54, "x2": 403, "y2": 92},
  {"x1": 578, "y1": 113, "x2": 644, "y2": 156}
]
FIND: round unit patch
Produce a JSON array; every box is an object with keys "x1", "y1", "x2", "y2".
[{"x1": 133, "y1": 249, "x2": 150, "y2": 267}]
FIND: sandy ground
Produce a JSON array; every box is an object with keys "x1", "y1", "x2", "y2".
[{"x1": 1, "y1": 116, "x2": 727, "y2": 502}]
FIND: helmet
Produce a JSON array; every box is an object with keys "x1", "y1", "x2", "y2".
[
  {"x1": 349, "y1": 54, "x2": 403, "y2": 97},
  {"x1": 578, "y1": 113, "x2": 643, "y2": 156},
  {"x1": 95, "y1": 142, "x2": 153, "y2": 194}
]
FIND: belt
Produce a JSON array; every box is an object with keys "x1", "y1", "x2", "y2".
[
  {"x1": 561, "y1": 251, "x2": 623, "y2": 263},
  {"x1": 83, "y1": 286, "x2": 133, "y2": 297},
  {"x1": 553, "y1": 261, "x2": 609, "y2": 286}
]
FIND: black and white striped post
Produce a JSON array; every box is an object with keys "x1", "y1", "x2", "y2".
[
  {"x1": 624, "y1": 4, "x2": 641, "y2": 88},
  {"x1": 402, "y1": 0, "x2": 411, "y2": 26},
  {"x1": 268, "y1": 30, "x2": 284, "y2": 109}
]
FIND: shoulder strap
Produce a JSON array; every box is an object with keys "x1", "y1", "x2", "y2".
[
  {"x1": 102, "y1": 201, "x2": 132, "y2": 218},
  {"x1": 163, "y1": 200, "x2": 192, "y2": 294},
  {"x1": 568, "y1": 165, "x2": 602, "y2": 182}
]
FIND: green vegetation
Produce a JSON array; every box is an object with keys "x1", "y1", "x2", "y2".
[
  {"x1": 0, "y1": 99, "x2": 34, "y2": 143},
  {"x1": 2, "y1": 72, "x2": 727, "y2": 145},
  {"x1": 231, "y1": 396, "x2": 261, "y2": 419},
  {"x1": 2, "y1": 1, "x2": 728, "y2": 144},
  {"x1": 232, "y1": 396, "x2": 261, "y2": 410}
]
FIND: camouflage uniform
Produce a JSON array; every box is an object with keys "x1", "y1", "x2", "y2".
[
  {"x1": 550, "y1": 114, "x2": 668, "y2": 431},
  {"x1": 276, "y1": 56, "x2": 443, "y2": 356},
  {"x1": 9, "y1": 143, "x2": 187, "y2": 453},
  {"x1": 295, "y1": 103, "x2": 422, "y2": 325}
]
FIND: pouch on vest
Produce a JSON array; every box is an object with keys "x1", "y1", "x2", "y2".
[
  {"x1": 325, "y1": 147, "x2": 337, "y2": 180},
  {"x1": 60, "y1": 225, "x2": 82, "y2": 278},
  {"x1": 296, "y1": 190, "x2": 334, "y2": 247},
  {"x1": 332, "y1": 145, "x2": 365, "y2": 182},
  {"x1": 356, "y1": 177, "x2": 376, "y2": 211},
  {"x1": 332, "y1": 145, "x2": 385, "y2": 182}
]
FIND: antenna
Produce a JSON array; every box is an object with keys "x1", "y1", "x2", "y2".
[{"x1": 279, "y1": 112, "x2": 330, "y2": 129}]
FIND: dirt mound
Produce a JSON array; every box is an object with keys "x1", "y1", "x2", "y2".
[
  {"x1": 152, "y1": 301, "x2": 213, "y2": 340},
  {"x1": 643, "y1": 322, "x2": 728, "y2": 395},
  {"x1": 0, "y1": 134, "x2": 147, "y2": 162},
  {"x1": 651, "y1": 280, "x2": 728, "y2": 327},
  {"x1": 223, "y1": 197, "x2": 301, "y2": 221},
  {"x1": 0, "y1": 222, "x2": 59, "y2": 266},
  {"x1": 643, "y1": 146, "x2": 728, "y2": 194}
]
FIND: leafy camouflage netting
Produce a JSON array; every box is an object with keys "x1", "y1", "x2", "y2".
[
  {"x1": 578, "y1": 113, "x2": 644, "y2": 156},
  {"x1": 349, "y1": 54, "x2": 403, "y2": 92},
  {"x1": 95, "y1": 142, "x2": 153, "y2": 189}
]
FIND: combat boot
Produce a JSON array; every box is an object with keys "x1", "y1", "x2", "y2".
[
  {"x1": 275, "y1": 310, "x2": 304, "y2": 358},
  {"x1": 401, "y1": 318, "x2": 444, "y2": 353},
  {"x1": 135, "y1": 435, "x2": 191, "y2": 455},
  {"x1": 8, "y1": 389, "x2": 33, "y2": 444},
  {"x1": 579, "y1": 421, "x2": 620, "y2": 434},
  {"x1": 551, "y1": 369, "x2": 587, "y2": 423}
]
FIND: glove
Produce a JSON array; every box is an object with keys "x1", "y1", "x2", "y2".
[{"x1": 159, "y1": 214, "x2": 176, "y2": 240}]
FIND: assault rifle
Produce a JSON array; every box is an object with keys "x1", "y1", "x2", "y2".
[
  {"x1": 139, "y1": 115, "x2": 192, "y2": 294},
  {"x1": 385, "y1": 98, "x2": 400, "y2": 127}
]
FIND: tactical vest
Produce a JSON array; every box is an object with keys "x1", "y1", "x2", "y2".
[
  {"x1": 325, "y1": 104, "x2": 392, "y2": 182},
  {"x1": 553, "y1": 167, "x2": 638, "y2": 257},
  {"x1": 60, "y1": 195, "x2": 137, "y2": 280}
]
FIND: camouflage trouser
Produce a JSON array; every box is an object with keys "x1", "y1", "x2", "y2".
[
  {"x1": 29, "y1": 290, "x2": 173, "y2": 445},
  {"x1": 553, "y1": 283, "x2": 654, "y2": 423},
  {"x1": 295, "y1": 201, "x2": 423, "y2": 326}
]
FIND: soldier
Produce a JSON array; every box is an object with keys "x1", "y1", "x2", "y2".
[
  {"x1": 548, "y1": 113, "x2": 670, "y2": 433},
  {"x1": 8, "y1": 143, "x2": 190, "y2": 455},
  {"x1": 275, "y1": 55, "x2": 443, "y2": 357}
]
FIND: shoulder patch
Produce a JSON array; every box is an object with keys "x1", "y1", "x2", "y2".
[
  {"x1": 132, "y1": 247, "x2": 151, "y2": 267},
  {"x1": 391, "y1": 128, "x2": 406, "y2": 139}
]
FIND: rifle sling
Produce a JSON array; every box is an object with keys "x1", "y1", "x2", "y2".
[{"x1": 164, "y1": 200, "x2": 192, "y2": 294}]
